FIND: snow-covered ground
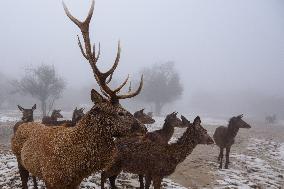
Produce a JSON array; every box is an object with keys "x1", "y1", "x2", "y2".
[
  {"x1": 0, "y1": 152, "x2": 187, "y2": 189},
  {"x1": 213, "y1": 138, "x2": 284, "y2": 189}
]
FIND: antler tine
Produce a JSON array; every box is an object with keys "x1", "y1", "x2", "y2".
[
  {"x1": 114, "y1": 74, "x2": 130, "y2": 93},
  {"x1": 117, "y1": 75, "x2": 143, "y2": 100},
  {"x1": 63, "y1": 0, "x2": 94, "y2": 31},
  {"x1": 77, "y1": 35, "x2": 88, "y2": 59},
  {"x1": 128, "y1": 81, "x2": 132, "y2": 93},
  {"x1": 63, "y1": 0, "x2": 94, "y2": 58},
  {"x1": 103, "y1": 41, "x2": 121, "y2": 79},
  {"x1": 93, "y1": 42, "x2": 101, "y2": 61}
]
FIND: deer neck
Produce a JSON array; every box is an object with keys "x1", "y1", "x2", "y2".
[
  {"x1": 50, "y1": 114, "x2": 57, "y2": 121},
  {"x1": 71, "y1": 109, "x2": 116, "y2": 170},
  {"x1": 71, "y1": 112, "x2": 77, "y2": 123},
  {"x1": 169, "y1": 127, "x2": 198, "y2": 163},
  {"x1": 160, "y1": 120, "x2": 175, "y2": 142},
  {"x1": 226, "y1": 123, "x2": 239, "y2": 139}
]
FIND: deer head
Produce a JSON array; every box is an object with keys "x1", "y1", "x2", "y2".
[
  {"x1": 134, "y1": 109, "x2": 155, "y2": 124},
  {"x1": 17, "y1": 104, "x2": 36, "y2": 122},
  {"x1": 63, "y1": 0, "x2": 146, "y2": 136},
  {"x1": 164, "y1": 112, "x2": 184, "y2": 128},
  {"x1": 51, "y1": 109, "x2": 63, "y2": 119},
  {"x1": 72, "y1": 107, "x2": 85, "y2": 123},
  {"x1": 232, "y1": 114, "x2": 251, "y2": 129},
  {"x1": 184, "y1": 116, "x2": 214, "y2": 145}
]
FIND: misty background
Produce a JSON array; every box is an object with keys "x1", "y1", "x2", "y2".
[{"x1": 0, "y1": 0, "x2": 283, "y2": 121}]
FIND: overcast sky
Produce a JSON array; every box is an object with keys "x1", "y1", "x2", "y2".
[{"x1": 0, "y1": 0, "x2": 283, "y2": 113}]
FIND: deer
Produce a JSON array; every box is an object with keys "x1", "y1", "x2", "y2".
[
  {"x1": 136, "y1": 112, "x2": 185, "y2": 188},
  {"x1": 11, "y1": 1, "x2": 146, "y2": 188},
  {"x1": 213, "y1": 114, "x2": 251, "y2": 169},
  {"x1": 13, "y1": 104, "x2": 36, "y2": 133},
  {"x1": 13, "y1": 104, "x2": 38, "y2": 189},
  {"x1": 56, "y1": 107, "x2": 85, "y2": 127},
  {"x1": 41, "y1": 109, "x2": 63, "y2": 126},
  {"x1": 134, "y1": 109, "x2": 155, "y2": 125},
  {"x1": 101, "y1": 116, "x2": 214, "y2": 189}
]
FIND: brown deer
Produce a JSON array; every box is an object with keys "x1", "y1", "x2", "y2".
[
  {"x1": 56, "y1": 107, "x2": 85, "y2": 127},
  {"x1": 41, "y1": 109, "x2": 63, "y2": 125},
  {"x1": 213, "y1": 114, "x2": 251, "y2": 169},
  {"x1": 13, "y1": 104, "x2": 38, "y2": 189},
  {"x1": 13, "y1": 104, "x2": 36, "y2": 133},
  {"x1": 137, "y1": 112, "x2": 185, "y2": 188},
  {"x1": 101, "y1": 116, "x2": 214, "y2": 189},
  {"x1": 145, "y1": 112, "x2": 185, "y2": 144},
  {"x1": 11, "y1": 1, "x2": 146, "y2": 188},
  {"x1": 134, "y1": 109, "x2": 155, "y2": 124}
]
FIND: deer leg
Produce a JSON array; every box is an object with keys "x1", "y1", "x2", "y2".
[
  {"x1": 219, "y1": 147, "x2": 224, "y2": 169},
  {"x1": 101, "y1": 171, "x2": 107, "y2": 189},
  {"x1": 225, "y1": 146, "x2": 231, "y2": 169},
  {"x1": 101, "y1": 162, "x2": 121, "y2": 189},
  {"x1": 109, "y1": 175, "x2": 118, "y2": 189},
  {"x1": 17, "y1": 161, "x2": 29, "y2": 189},
  {"x1": 217, "y1": 147, "x2": 222, "y2": 161},
  {"x1": 32, "y1": 176, "x2": 38, "y2": 189},
  {"x1": 152, "y1": 176, "x2": 162, "y2": 189},
  {"x1": 145, "y1": 175, "x2": 152, "y2": 189},
  {"x1": 139, "y1": 174, "x2": 144, "y2": 189}
]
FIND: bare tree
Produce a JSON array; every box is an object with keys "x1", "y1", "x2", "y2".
[
  {"x1": 138, "y1": 62, "x2": 183, "y2": 116},
  {"x1": 13, "y1": 64, "x2": 66, "y2": 117}
]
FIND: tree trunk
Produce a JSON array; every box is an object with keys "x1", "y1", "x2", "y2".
[
  {"x1": 154, "y1": 102, "x2": 163, "y2": 116},
  {"x1": 40, "y1": 100, "x2": 47, "y2": 117}
]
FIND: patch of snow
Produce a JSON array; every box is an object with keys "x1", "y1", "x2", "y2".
[
  {"x1": 213, "y1": 138, "x2": 284, "y2": 189},
  {"x1": 0, "y1": 153, "x2": 187, "y2": 189}
]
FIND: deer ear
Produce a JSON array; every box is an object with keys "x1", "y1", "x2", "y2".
[
  {"x1": 17, "y1": 105, "x2": 24, "y2": 112},
  {"x1": 32, "y1": 104, "x2": 36, "y2": 110},
  {"x1": 91, "y1": 89, "x2": 106, "y2": 104},
  {"x1": 141, "y1": 108, "x2": 145, "y2": 113}
]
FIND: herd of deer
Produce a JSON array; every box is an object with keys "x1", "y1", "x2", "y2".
[{"x1": 10, "y1": 1, "x2": 251, "y2": 188}]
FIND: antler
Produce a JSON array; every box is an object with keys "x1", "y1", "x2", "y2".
[{"x1": 63, "y1": 0, "x2": 143, "y2": 104}]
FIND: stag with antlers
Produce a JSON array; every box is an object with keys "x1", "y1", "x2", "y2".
[{"x1": 11, "y1": 1, "x2": 146, "y2": 188}]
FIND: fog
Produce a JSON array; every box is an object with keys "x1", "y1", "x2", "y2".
[{"x1": 0, "y1": 0, "x2": 283, "y2": 120}]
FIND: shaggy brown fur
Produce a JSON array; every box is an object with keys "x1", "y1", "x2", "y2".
[
  {"x1": 13, "y1": 104, "x2": 36, "y2": 133},
  {"x1": 101, "y1": 116, "x2": 214, "y2": 189},
  {"x1": 213, "y1": 114, "x2": 251, "y2": 169},
  {"x1": 134, "y1": 109, "x2": 155, "y2": 124},
  {"x1": 41, "y1": 109, "x2": 63, "y2": 126}
]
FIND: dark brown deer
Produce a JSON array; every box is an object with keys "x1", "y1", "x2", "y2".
[
  {"x1": 11, "y1": 1, "x2": 146, "y2": 188},
  {"x1": 145, "y1": 112, "x2": 185, "y2": 144},
  {"x1": 101, "y1": 116, "x2": 214, "y2": 189},
  {"x1": 137, "y1": 112, "x2": 185, "y2": 188},
  {"x1": 13, "y1": 104, "x2": 36, "y2": 133},
  {"x1": 213, "y1": 114, "x2": 251, "y2": 169},
  {"x1": 71, "y1": 107, "x2": 85, "y2": 123},
  {"x1": 134, "y1": 109, "x2": 155, "y2": 124},
  {"x1": 41, "y1": 109, "x2": 63, "y2": 126},
  {"x1": 57, "y1": 107, "x2": 85, "y2": 127}
]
